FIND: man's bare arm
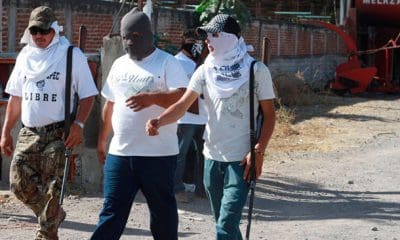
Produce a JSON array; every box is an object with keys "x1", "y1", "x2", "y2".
[
  {"x1": 125, "y1": 88, "x2": 185, "y2": 111},
  {"x1": 97, "y1": 100, "x2": 114, "y2": 164},
  {"x1": 146, "y1": 89, "x2": 199, "y2": 135},
  {"x1": 0, "y1": 96, "x2": 22, "y2": 156},
  {"x1": 64, "y1": 96, "x2": 95, "y2": 148},
  {"x1": 241, "y1": 99, "x2": 276, "y2": 180}
]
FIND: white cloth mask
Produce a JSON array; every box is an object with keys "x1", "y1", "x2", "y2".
[
  {"x1": 207, "y1": 32, "x2": 238, "y2": 57},
  {"x1": 203, "y1": 33, "x2": 254, "y2": 99}
]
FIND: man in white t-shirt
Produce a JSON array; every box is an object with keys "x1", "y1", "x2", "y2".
[
  {"x1": 146, "y1": 14, "x2": 276, "y2": 239},
  {"x1": 91, "y1": 8, "x2": 188, "y2": 240},
  {"x1": 0, "y1": 6, "x2": 98, "y2": 240},
  {"x1": 174, "y1": 29, "x2": 208, "y2": 202}
]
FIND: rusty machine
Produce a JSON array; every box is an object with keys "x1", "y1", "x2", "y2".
[{"x1": 309, "y1": 0, "x2": 400, "y2": 94}]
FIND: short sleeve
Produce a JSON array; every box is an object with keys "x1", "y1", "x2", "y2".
[
  {"x1": 254, "y1": 62, "x2": 275, "y2": 100},
  {"x1": 73, "y1": 48, "x2": 98, "y2": 99},
  {"x1": 188, "y1": 65, "x2": 205, "y2": 95},
  {"x1": 101, "y1": 61, "x2": 117, "y2": 102},
  {"x1": 164, "y1": 56, "x2": 189, "y2": 90},
  {"x1": 5, "y1": 58, "x2": 23, "y2": 97}
]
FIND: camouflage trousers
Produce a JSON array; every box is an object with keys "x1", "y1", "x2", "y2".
[{"x1": 10, "y1": 126, "x2": 66, "y2": 240}]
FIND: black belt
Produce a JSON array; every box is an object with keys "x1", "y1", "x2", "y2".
[{"x1": 23, "y1": 121, "x2": 65, "y2": 132}]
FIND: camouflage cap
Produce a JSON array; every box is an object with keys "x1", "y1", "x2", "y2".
[{"x1": 28, "y1": 6, "x2": 56, "y2": 30}]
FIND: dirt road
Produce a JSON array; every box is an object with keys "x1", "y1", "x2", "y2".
[{"x1": 1, "y1": 94, "x2": 400, "y2": 240}]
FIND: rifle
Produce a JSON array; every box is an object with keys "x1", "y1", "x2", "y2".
[
  {"x1": 59, "y1": 45, "x2": 75, "y2": 205},
  {"x1": 60, "y1": 148, "x2": 71, "y2": 205},
  {"x1": 245, "y1": 60, "x2": 262, "y2": 240}
]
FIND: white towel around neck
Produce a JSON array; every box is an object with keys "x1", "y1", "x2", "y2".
[{"x1": 18, "y1": 21, "x2": 70, "y2": 82}]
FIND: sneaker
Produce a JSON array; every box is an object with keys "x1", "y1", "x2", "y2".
[
  {"x1": 183, "y1": 183, "x2": 196, "y2": 193},
  {"x1": 175, "y1": 191, "x2": 194, "y2": 203}
]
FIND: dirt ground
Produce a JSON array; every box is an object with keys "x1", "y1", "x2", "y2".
[{"x1": 1, "y1": 93, "x2": 400, "y2": 240}]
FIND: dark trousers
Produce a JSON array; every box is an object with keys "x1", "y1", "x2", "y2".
[
  {"x1": 175, "y1": 124, "x2": 205, "y2": 196},
  {"x1": 91, "y1": 154, "x2": 178, "y2": 240}
]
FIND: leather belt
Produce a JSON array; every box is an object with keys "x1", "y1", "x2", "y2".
[{"x1": 23, "y1": 121, "x2": 65, "y2": 132}]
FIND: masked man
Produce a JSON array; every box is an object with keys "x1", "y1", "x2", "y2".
[
  {"x1": 174, "y1": 29, "x2": 208, "y2": 202},
  {"x1": 91, "y1": 8, "x2": 189, "y2": 240},
  {"x1": 146, "y1": 14, "x2": 276, "y2": 240}
]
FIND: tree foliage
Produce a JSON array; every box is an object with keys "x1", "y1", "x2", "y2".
[{"x1": 192, "y1": 0, "x2": 251, "y2": 28}]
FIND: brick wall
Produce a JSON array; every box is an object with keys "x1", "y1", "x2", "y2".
[
  {"x1": 1, "y1": 0, "x2": 127, "y2": 53},
  {"x1": 1, "y1": 1, "x2": 347, "y2": 57},
  {"x1": 71, "y1": 13, "x2": 114, "y2": 52},
  {"x1": 1, "y1": 5, "x2": 6, "y2": 52}
]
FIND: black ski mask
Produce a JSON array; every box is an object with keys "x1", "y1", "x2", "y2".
[{"x1": 120, "y1": 8, "x2": 154, "y2": 60}]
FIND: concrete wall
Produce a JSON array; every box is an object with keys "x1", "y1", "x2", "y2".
[{"x1": 269, "y1": 55, "x2": 347, "y2": 90}]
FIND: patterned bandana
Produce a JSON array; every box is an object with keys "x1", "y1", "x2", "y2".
[{"x1": 204, "y1": 33, "x2": 254, "y2": 99}]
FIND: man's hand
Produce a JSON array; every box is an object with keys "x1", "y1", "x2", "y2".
[
  {"x1": 146, "y1": 118, "x2": 160, "y2": 136},
  {"x1": 64, "y1": 124, "x2": 83, "y2": 148},
  {"x1": 0, "y1": 133, "x2": 14, "y2": 157},
  {"x1": 240, "y1": 151, "x2": 264, "y2": 181},
  {"x1": 97, "y1": 139, "x2": 107, "y2": 164},
  {"x1": 126, "y1": 92, "x2": 153, "y2": 111}
]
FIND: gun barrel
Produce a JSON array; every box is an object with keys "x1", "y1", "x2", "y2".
[{"x1": 59, "y1": 148, "x2": 72, "y2": 205}]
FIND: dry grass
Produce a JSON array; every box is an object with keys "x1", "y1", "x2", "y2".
[
  {"x1": 272, "y1": 72, "x2": 316, "y2": 139},
  {"x1": 270, "y1": 72, "x2": 334, "y2": 152},
  {"x1": 273, "y1": 72, "x2": 329, "y2": 107}
]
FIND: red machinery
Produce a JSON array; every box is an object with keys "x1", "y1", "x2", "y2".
[{"x1": 308, "y1": 0, "x2": 400, "y2": 94}]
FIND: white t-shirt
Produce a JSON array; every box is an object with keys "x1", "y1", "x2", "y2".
[
  {"x1": 188, "y1": 62, "x2": 275, "y2": 162},
  {"x1": 6, "y1": 47, "x2": 98, "y2": 127},
  {"x1": 174, "y1": 52, "x2": 207, "y2": 125},
  {"x1": 102, "y1": 48, "x2": 188, "y2": 156}
]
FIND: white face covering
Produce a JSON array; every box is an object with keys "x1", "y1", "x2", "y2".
[
  {"x1": 207, "y1": 32, "x2": 238, "y2": 57},
  {"x1": 17, "y1": 21, "x2": 70, "y2": 81},
  {"x1": 203, "y1": 32, "x2": 254, "y2": 99}
]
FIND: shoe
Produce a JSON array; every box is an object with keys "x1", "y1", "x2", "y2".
[
  {"x1": 183, "y1": 183, "x2": 196, "y2": 193},
  {"x1": 35, "y1": 207, "x2": 66, "y2": 240},
  {"x1": 175, "y1": 191, "x2": 194, "y2": 203}
]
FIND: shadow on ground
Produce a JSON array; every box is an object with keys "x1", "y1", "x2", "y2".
[
  {"x1": 246, "y1": 175, "x2": 400, "y2": 222},
  {"x1": 292, "y1": 93, "x2": 400, "y2": 124}
]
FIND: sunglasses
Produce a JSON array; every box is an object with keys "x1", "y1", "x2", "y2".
[{"x1": 29, "y1": 27, "x2": 52, "y2": 35}]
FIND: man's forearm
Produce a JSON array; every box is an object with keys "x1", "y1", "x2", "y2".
[
  {"x1": 98, "y1": 101, "x2": 113, "y2": 143},
  {"x1": 157, "y1": 90, "x2": 199, "y2": 127},
  {"x1": 74, "y1": 96, "x2": 95, "y2": 124},
  {"x1": 151, "y1": 88, "x2": 185, "y2": 108},
  {"x1": 1, "y1": 96, "x2": 21, "y2": 136},
  {"x1": 256, "y1": 100, "x2": 276, "y2": 152}
]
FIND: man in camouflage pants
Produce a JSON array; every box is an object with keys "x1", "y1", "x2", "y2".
[{"x1": 0, "y1": 6, "x2": 98, "y2": 240}]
